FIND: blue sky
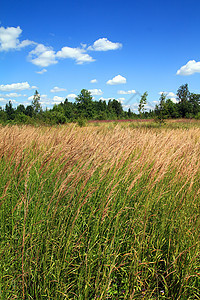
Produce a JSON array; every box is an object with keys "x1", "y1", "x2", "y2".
[{"x1": 1, "y1": 0, "x2": 200, "y2": 112}]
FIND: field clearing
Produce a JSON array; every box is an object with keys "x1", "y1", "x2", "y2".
[{"x1": 0, "y1": 122, "x2": 200, "y2": 299}]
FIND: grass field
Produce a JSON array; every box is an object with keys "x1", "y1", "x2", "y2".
[{"x1": 0, "y1": 121, "x2": 200, "y2": 299}]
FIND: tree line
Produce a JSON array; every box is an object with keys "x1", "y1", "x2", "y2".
[{"x1": 0, "y1": 84, "x2": 200, "y2": 125}]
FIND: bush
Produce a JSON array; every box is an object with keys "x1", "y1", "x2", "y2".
[{"x1": 77, "y1": 118, "x2": 87, "y2": 127}]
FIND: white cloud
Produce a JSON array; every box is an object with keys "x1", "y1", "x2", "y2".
[
  {"x1": 17, "y1": 39, "x2": 35, "y2": 49},
  {"x1": 53, "y1": 96, "x2": 65, "y2": 103},
  {"x1": 88, "y1": 89, "x2": 103, "y2": 96},
  {"x1": 0, "y1": 97, "x2": 7, "y2": 102},
  {"x1": 28, "y1": 44, "x2": 57, "y2": 67},
  {"x1": 67, "y1": 93, "x2": 77, "y2": 99},
  {"x1": 118, "y1": 89, "x2": 136, "y2": 95},
  {"x1": 171, "y1": 97, "x2": 178, "y2": 103},
  {"x1": 167, "y1": 92, "x2": 176, "y2": 97},
  {"x1": 0, "y1": 92, "x2": 24, "y2": 97},
  {"x1": 122, "y1": 104, "x2": 131, "y2": 109},
  {"x1": 106, "y1": 75, "x2": 127, "y2": 85},
  {"x1": 28, "y1": 94, "x2": 48, "y2": 103},
  {"x1": 0, "y1": 26, "x2": 35, "y2": 51},
  {"x1": 117, "y1": 97, "x2": 125, "y2": 102},
  {"x1": 0, "y1": 97, "x2": 17, "y2": 103},
  {"x1": 56, "y1": 46, "x2": 95, "y2": 64},
  {"x1": 36, "y1": 69, "x2": 47, "y2": 74},
  {"x1": 88, "y1": 38, "x2": 122, "y2": 51},
  {"x1": 28, "y1": 95, "x2": 34, "y2": 101},
  {"x1": 90, "y1": 79, "x2": 97, "y2": 83},
  {"x1": 0, "y1": 82, "x2": 32, "y2": 91},
  {"x1": 159, "y1": 91, "x2": 176, "y2": 97},
  {"x1": 158, "y1": 91, "x2": 177, "y2": 103},
  {"x1": 99, "y1": 97, "x2": 114, "y2": 101},
  {"x1": 50, "y1": 86, "x2": 67, "y2": 93},
  {"x1": 177, "y1": 60, "x2": 200, "y2": 76}
]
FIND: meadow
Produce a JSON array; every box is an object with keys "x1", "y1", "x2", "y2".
[{"x1": 0, "y1": 121, "x2": 199, "y2": 299}]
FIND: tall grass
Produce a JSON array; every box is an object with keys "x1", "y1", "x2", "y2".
[{"x1": 0, "y1": 123, "x2": 199, "y2": 299}]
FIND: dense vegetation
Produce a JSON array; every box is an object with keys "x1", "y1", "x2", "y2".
[
  {"x1": 0, "y1": 84, "x2": 200, "y2": 125},
  {"x1": 0, "y1": 122, "x2": 199, "y2": 299}
]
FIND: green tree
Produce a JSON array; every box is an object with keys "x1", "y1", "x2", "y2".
[
  {"x1": 108, "y1": 99, "x2": 123, "y2": 118},
  {"x1": 177, "y1": 84, "x2": 190, "y2": 104},
  {"x1": 75, "y1": 89, "x2": 94, "y2": 119},
  {"x1": 165, "y1": 99, "x2": 179, "y2": 118},
  {"x1": 138, "y1": 92, "x2": 148, "y2": 118},
  {"x1": 32, "y1": 90, "x2": 42, "y2": 115},
  {"x1": 16, "y1": 104, "x2": 26, "y2": 114},
  {"x1": 75, "y1": 89, "x2": 93, "y2": 105},
  {"x1": 154, "y1": 93, "x2": 167, "y2": 124},
  {"x1": 5, "y1": 101, "x2": 15, "y2": 120},
  {"x1": 189, "y1": 93, "x2": 200, "y2": 116},
  {"x1": 176, "y1": 84, "x2": 192, "y2": 117},
  {"x1": 0, "y1": 106, "x2": 7, "y2": 122},
  {"x1": 25, "y1": 105, "x2": 34, "y2": 117}
]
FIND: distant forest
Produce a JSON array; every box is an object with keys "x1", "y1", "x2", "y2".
[{"x1": 0, "y1": 84, "x2": 200, "y2": 125}]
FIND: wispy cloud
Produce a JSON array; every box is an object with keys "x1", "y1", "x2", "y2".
[
  {"x1": 90, "y1": 79, "x2": 97, "y2": 83},
  {"x1": 118, "y1": 89, "x2": 136, "y2": 95},
  {"x1": 36, "y1": 69, "x2": 47, "y2": 74},
  {"x1": 0, "y1": 92, "x2": 26, "y2": 97},
  {"x1": 50, "y1": 86, "x2": 67, "y2": 93}
]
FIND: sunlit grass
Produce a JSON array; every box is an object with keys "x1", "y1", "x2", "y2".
[{"x1": 0, "y1": 123, "x2": 199, "y2": 299}]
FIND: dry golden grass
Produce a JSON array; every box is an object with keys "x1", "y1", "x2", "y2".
[{"x1": 1, "y1": 123, "x2": 200, "y2": 191}]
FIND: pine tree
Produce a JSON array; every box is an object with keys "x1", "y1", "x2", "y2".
[{"x1": 32, "y1": 90, "x2": 42, "y2": 114}]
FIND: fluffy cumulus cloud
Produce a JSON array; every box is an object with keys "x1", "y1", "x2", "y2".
[
  {"x1": 177, "y1": 60, "x2": 200, "y2": 76},
  {"x1": 167, "y1": 92, "x2": 176, "y2": 97},
  {"x1": 158, "y1": 91, "x2": 178, "y2": 103},
  {"x1": 67, "y1": 93, "x2": 77, "y2": 99},
  {"x1": 1, "y1": 24, "x2": 123, "y2": 72},
  {"x1": 36, "y1": 69, "x2": 47, "y2": 74},
  {"x1": 88, "y1": 38, "x2": 122, "y2": 51},
  {"x1": 1, "y1": 25, "x2": 122, "y2": 69},
  {"x1": 0, "y1": 26, "x2": 35, "y2": 51},
  {"x1": 56, "y1": 46, "x2": 95, "y2": 64},
  {"x1": 88, "y1": 89, "x2": 103, "y2": 96},
  {"x1": 106, "y1": 75, "x2": 127, "y2": 85},
  {"x1": 0, "y1": 82, "x2": 32, "y2": 91},
  {"x1": 118, "y1": 89, "x2": 136, "y2": 95},
  {"x1": 50, "y1": 86, "x2": 67, "y2": 93},
  {"x1": 28, "y1": 44, "x2": 57, "y2": 67},
  {"x1": 90, "y1": 79, "x2": 97, "y2": 83},
  {"x1": 53, "y1": 96, "x2": 65, "y2": 103}
]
